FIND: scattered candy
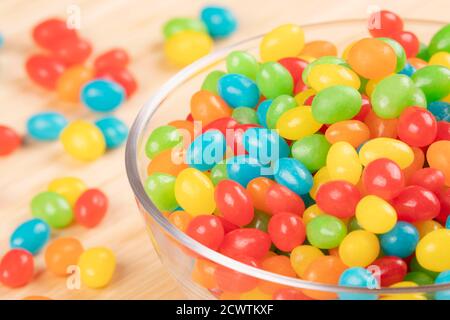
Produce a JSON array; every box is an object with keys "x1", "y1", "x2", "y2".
[
  {"x1": 10, "y1": 218, "x2": 50, "y2": 255},
  {"x1": 78, "y1": 247, "x2": 116, "y2": 288},
  {"x1": 45, "y1": 237, "x2": 84, "y2": 276}
]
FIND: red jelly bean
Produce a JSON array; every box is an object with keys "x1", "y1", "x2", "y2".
[
  {"x1": 435, "y1": 188, "x2": 450, "y2": 225},
  {"x1": 215, "y1": 180, "x2": 254, "y2": 227},
  {"x1": 397, "y1": 107, "x2": 437, "y2": 147},
  {"x1": 436, "y1": 121, "x2": 450, "y2": 141},
  {"x1": 51, "y1": 37, "x2": 92, "y2": 66},
  {"x1": 362, "y1": 158, "x2": 405, "y2": 200},
  {"x1": 410, "y1": 168, "x2": 445, "y2": 193},
  {"x1": 32, "y1": 18, "x2": 78, "y2": 49},
  {"x1": 94, "y1": 48, "x2": 130, "y2": 71},
  {"x1": 370, "y1": 256, "x2": 407, "y2": 287},
  {"x1": 215, "y1": 255, "x2": 259, "y2": 293},
  {"x1": 25, "y1": 54, "x2": 66, "y2": 89},
  {"x1": 186, "y1": 216, "x2": 224, "y2": 250},
  {"x1": 278, "y1": 57, "x2": 308, "y2": 87},
  {"x1": 0, "y1": 125, "x2": 21, "y2": 156},
  {"x1": 265, "y1": 183, "x2": 305, "y2": 216},
  {"x1": 219, "y1": 228, "x2": 271, "y2": 259},
  {"x1": 368, "y1": 10, "x2": 404, "y2": 37},
  {"x1": 74, "y1": 188, "x2": 108, "y2": 228},
  {"x1": 316, "y1": 180, "x2": 361, "y2": 218},
  {"x1": 391, "y1": 31, "x2": 420, "y2": 58},
  {"x1": 96, "y1": 66, "x2": 137, "y2": 97},
  {"x1": 202, "y1": 117, "x2": 238, "y2": 136},
  {"x1": 268, "y1": 212, "x2": 306, "y2": 252},
  {"x1": 393, "y1": 185, "x2": 441, "y2": 222},
  {"x1": 0, "y1": 249, "x2": 34, "y2": 288}
]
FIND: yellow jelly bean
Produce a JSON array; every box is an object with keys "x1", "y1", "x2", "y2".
[
  {"x1": 78, "y1": 247, "x2": 116, "y2": 289},
  {"x1": 429, "y1": 51, "x2": 450, "y2": 68},
  {"x1": 359, "y1": 137, "x2": 414, "y2": 169},
  {"x1": 309, "y1": 166, "x2": 331, "y2": 199},
  {"x1": 164, "y1": 30, "x2": 213, "y2": 67},
  {"x1": 381, "y1": 282, "x2": 427, "y2": 300},
  {"x1": 48, "y1": 177, "x2": 87, "y2": 206},
  {"x1": 327, "y1": 141, "x2": 362, "y2": 185},
  {"x1": 294, "y1": 88, "x2": 316, "y2": 105},
  {"x1": 60, "y1": 120, "x2": 106, "y2": 161},
  {"x1": 356, "y1": 195, "x2": 397, "y2": 234},
  {"x1": 308, "y1": 64, "x2": 360, "y2": 92},
  {"x1": 302, "y1": 204, "x2": 325, "y2": 224},
  {"x1": 413, "y1": 220, "x2": 443, "y2": 239},
  {"x1": 240, "y1": 287, "x2": 272, "y2": 300},
  {"x1": 276, "y1": 106, "x2": 322, "y2": 140},
  {"x1": 260, "y1": 24, "x2": 305, "y2": 62},
  {"x1": 415, "y1": 229, "x2": 450, "y2": 272},
  {"x1": 290, "y1": 245, "x2": 324, "y2": 278},
  {"x1": 175, "y1": 168, "x2": 216, "y2": 215},
  {"x1": 339, "y1": 230, "x2": 380, "y2": 267}
]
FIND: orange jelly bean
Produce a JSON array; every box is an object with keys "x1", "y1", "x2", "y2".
[
  {"x1": 364, "y1": 110, "x2": 398, "y2": 139},
  {"x1": 325, "y1": 120, "x2": 370, "y2": 148},
  {"x1": 191, "y1": 258, "x2": 218, "y2": 289},
  {"x1": 57, "y1": 65, "x2": 94, "y2": 102},
  {"x1": 44, "y1": 237, "x2": 84, "y2": 276},
  {"x1": 168, "y1": 210, "x2": 192, "y2": 231},
  {"x1": 403, "y1": 147, "x2": 425, "y2": 183},
  {"x1": 300, "y1": 40, "x2": 337, "y2": 58},
  {"x1": 147, "y1": 148, "x2": 188, "y2": 176},
  {"x1": 246, "y1": 177, "x2": 276, "y2": 213},
  {"x1": 190, "y1": 90, "x2": 232, "y2": 126},
  {"x1": 259, "y1": 255, "x2": 297, "y2": 294},
  {"x1": 427, "y1": 141, "x2": 450, "y2": 186}
]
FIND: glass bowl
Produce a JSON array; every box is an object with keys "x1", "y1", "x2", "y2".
[{"x1": 126, "y1": 18, "x2": 450, "y2": 300}]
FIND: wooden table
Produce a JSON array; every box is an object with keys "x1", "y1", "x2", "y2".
[{"x1": 0, "y1": 0, "x2": 447, "y2": 300}]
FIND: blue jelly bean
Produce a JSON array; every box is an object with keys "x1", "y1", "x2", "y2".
[
  {"x1": 200, "y1": 6, "x2": 237, "y2": 38},
  {"x1": 428, "y1": 101, "x2": 450, "y2": 122},
  {"x1": 435, "y1": 270, "x2": 450, "y2": 300},
  {"x1": 10, "y1": 218, "x2": 50, "y2": 255},
  {"x1": 227, "y1": 154, "x2": 268, "y2": 187},
  {"x1": 256, "y1": 99, "x2": 272, "y2": 128},
  {"x1": 243, "y1": 127, "x2": 289, "y2": 165},
  {"x1": 187, "y1": 129, "x2": 226, "y2": 171},
  {"x1": 94, "y1": 116, "x2": 128, "y2": 149},
  {"x1": 218, "y1": 74, "x2": 260, "y2": 108},
  {"x1": 274, "y1": 158, "x2": 313, "y2": 195},
  {"x1": 398, "y1": 63, "x2": 416, "y2": 77},
  {"x1": 81, "y1": 79, "x2": 125, "y2": 112},
  {"x1": 379, "y1": 222, "x2": 419, "y2": 258},
  {"x1": 338, "y1": 267, "x2": 378, "y2": 300},
  {"x1": 26, "y1": 112, "x2": 68, "y2": 141}
]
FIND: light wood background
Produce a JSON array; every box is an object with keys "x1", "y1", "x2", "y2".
[{"x1": 0, "y1": 0, "x2": 447, "y2": 300}]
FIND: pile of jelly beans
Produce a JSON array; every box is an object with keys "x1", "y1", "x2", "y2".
[
  {"x1": 144, "y1": 10, "x2": 450, "y2": 300},
  {"x1": 0, "y1": 177, "x2": 115, "y2": 291},
  {"x1": 163, "y1": 5, "x2": 237, "y2": 67}
]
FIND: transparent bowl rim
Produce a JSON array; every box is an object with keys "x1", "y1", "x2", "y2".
[{"x1": 125, "y1": 18, "x2": 450, "y2": 295}]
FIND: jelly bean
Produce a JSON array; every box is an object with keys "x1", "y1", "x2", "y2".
[
  {"x1": 78, "y1": 247, "x2": 116, "y2": 288},
  {"x1": 380, "y1": 222, "x2": 419, "y2": 258},
  {"x1": 339, "y1": 230, "x2": 380, "y2": 267},
  {"x1": 276, "y1": 106, "x2": 322, "y2": 140},
  {"x1": 410, "y1": 256, "x2": 439, "y2": 280},
  {"x1": 316, "y1": 180, "x2": 361, "y2": 218},
  {"x1": 232, "y1": 107, "x2": 258, "y2": 124},
  {"x1": 51, "y1": 37, "x2": 92, "y2": 66},
  {"x1": 0, "y1": 125, "x2": 21, "y2": 156},
  {"x1": 347, "y1": 38, "x2": 397, "y2": 79},
  {"x1": 200, "y1": 6, "x2": 237, "y2": 38},
  {"x1": 215, "y1": 255, "x2": 259, "y2": 293},
  {"x1": 397, "y1": 107, "x2": 437, "y2": 147},
  {"x1": 429, "y1": 51, "x2": 450, "y2": 68},
  {"x1": 10, "y1": 218, "x2": 50, "y2": 255},
  {"x1": 427, "y1": 140, "x2": 450, "y2": 186},
  {"x1": 416, "y1": 229, "x2": 450, "y2": 272},
  {"x1": 164, "y1": 30, "x2": 213, "y2": 67},
  {"x1": 398, "y1": 63, "x2": 416, "y2": 77},
  {"x1": 246, "y1": 210, "x2": 270, "y2": 232},
  {"x1": 362, "y1": 158, "x2": 405, "y2": 200},
  {"x1": 359, "y1": 137, "x2": 414, "y2": 169},
  {"x1": 81, "y1": 79, "x2": 125, "y2": 112},
  {"x1": 227, "y1": 155, "x2": 267, "y2": 187},
  {"x1": 338, "y1": 267, "x2": 378, "y2": 300},
  {"x1": 256, "y1": 62, "x2": 293, "y2": 99},
  {"x1": 256, "y1": 99, "x2": 272, "y2": 128},
  {"x1": 185, "y1": 215, "x2": 224, "y2": 250},
  {"x1": 311, "y1": 85, "x2": 362, "y2": 124},
  {"x1": 412, "y1": 65, "x2": 450, "y2": 102},
  {"x1": 191, "y1": 90, "x2": 232, "y2": 125},
  {"x1": 27, "y1": 112, "x2": 68, "y2": 141},
  {"x1": 326, "y1": 141, "x2": 362, "y2": 185},
  {"x1": 325, "y1": 120, "x2": 370, "y2": 148},
  {"x1": 266, "y1": 95, "x2": 297, "y2": 129},
  {"x1": 308, "y1": 64, "x2": 360, "y2": 92},
  {"x1": 260, "y1": 255, "x2": 297, "y2": 294},
  {"x1": 278, "y1": 57, "x2": 308, "y2": 87},
  {"x1": 243, "y1": 127, "x2": 289, "y2": 163},
  {"x1": 268, "y1": 213, "x2": 306, "y2": 252},
  {"x1": 162, "y1": 17, "x2": 206, "y2": 39},
  {"x1": 402, "y1": 147, "x2": 425, "y2": 183},
  {"x1": 436, "y1": 188, "x2": 450, "y2": 225},
  {"x1": 414, "y1": 220, "x2": 443, "y2": 239},
  {"x1": 215, "y1": 180, "x2": 254, "y2": 226},
  {"x1": 201, "y1": 70, "x2": 226, "y2": 95},
  {"x1": 434, "y1": 271, "x2": 450, "y2": 300},
  {"x1": 394, "y1": 186, "x2": 440, "y2": 222},
  {"x1": 371, "y1": 256, "x2": 408, "y2": 287},
  {"x1": 368, "y1": 10, "x2": 403, "y2": 37},
  {"x1": 144, "y1": 173, "x2": 177, "y2": 212},
  {"x1": 74, "y1": 188, "x2": 108, "y2": 228},
  {"x1": 302, "y1": 56, "x2": 348, "y2": 86},
  {"x1": 381, "y1": 281, "x2": 427, "y2": 300},
  {"x1": 202, "y1": 117, "x2": 237, "y2": 136},
  {"x1": 306, "y1": 215, "x2": 347, "y2": 249},
  {"x1": 290, "y1": 245, "x2": 324, "y2": 278},
  {"x1": 226, "y1": 51, "x2": 259, "y2": 80},
  {"x1": 145, "y1": 125, "x2": 182, "y2": 159},
  {"x1": 45, "y1": 237, "x2": 84, "y2": 276},
  {"x1": 274, "y1": 158, "x2": 313, "y2": 196},
  {"x1": 191, "y1": 258, "x2": 217, "y2": 289},
  {"x1": 31, "y1": 191, "x2": 73, "y2": 228},
  {"x1": 218, "y1": 73, "x2": 260, "y2": 108},
  {"x1": 186, "y1": 130, "x2": 226, "y2": 171},
  {"x1": 25, "y1": 54, "x2": 66, "y2": 89},
  {"x1": 391, "y1": 31, "x2": 420, "y2": 58},
  {"x1": 371, "y1": 74, "x2": 426, "y2": 119},
  {"x1": 356, "y1": 195, "x2": 397, "y2": 234},
  {"x1": 246, "y1": 178, "x2": 277, "y2": 215},
  {"x1": 0, "y1": 249, "x2": 34, "y2": 288},
  {"x1": 57, "y1": 65, "x2": 94, "y2": 102},
  {"x1": 301, "y1": 40, "x2": 337, "y2": 58},
  {"x1": 32, "y1": 18, "x2": 78, "y2": 49},
  {"x1": 260, "y1": 24, "x2": 305, "y2": 62},
  {"x1": 291, "y1": 134, "x2": 330, "y2": 172},
  {"x1": 428, "y1": 24, "x2": 450, "y2": 56},
  {"x1": 94, "y1": 116, "x2": 128, "y2": 149},
  {"x1": 219, "y1": 228, "x2": 270, "y2": 259},
  {"x1": 60, "y1": 120, "x2": 106, "y2": 161},
  {"x1": 96, "y1": 66, "x2": 137, "y2": 97},
  {"x1": 364, "y1": 110, "x2": 398, "y2": 138},
  {"x1": 428, "y1": 101, "x2": 450, "y2": 122},
  {"x1": 169, "y1": 210, "x2": 192, "y2": 232},
  {"x1": 94, "y1": 48, "x2": 130, "y2": 70},
  {"x1": 48, "y1": 176, "x2": 87, "y2": 206}
]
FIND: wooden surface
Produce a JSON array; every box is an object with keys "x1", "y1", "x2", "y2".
[{"x1": 0, "y1": 0, "x2": 447, "y2": 300}]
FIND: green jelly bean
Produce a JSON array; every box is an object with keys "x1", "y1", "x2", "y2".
[
  {"x1": 291, "y1": 134, "x2": 330, "y2": 172},
  {"x1": 31, "y1": 191, "x2": 73, "y2": 228},
  {"x1": 226, "y1": 51, "x2": 259, "y2": 80},
  {"x1": 144, "y1": 173, "x2": 178, "y2": 211},
  {"x1": 311, "y1": 85, "x2": 362, "y2": 124},
  {"x1": 266, "y1": 94, "x2": 297, "y2": 129},
  {"x1": 428, "y1": 23, "x2": 450, "y2": 56},
  {"x1": 145, "y1": 125, "x2": 182, "y2": 159},
  {"x1": 201, "y1": 70, "x2": 226, "y2": 95},
  {"x1": 246, "y1": 210, "x2": 270, "y2": 232},
  {"x1": 412, "y1": 65, "x2": 450, "y2": 102},
  {"x1": 417, "y1": 43, "x2": 430, "y2": 61},
  {"x1": 256, "y1": 62, "x2": 293, "y2": 99},
  {"x1": 210, "y1": 162, "x2": 228, "y2": 185},
  {"x1": 372, "y1": 74, "x2": 426, "y2": 119},
  {"x1": 302, "y1": 56, "x2": 348, "y2": 86},
  {"x1": 232, "y1": 107, "x2": 259, "y2": 124},
  {"x1": 404, "y1": 271, "x2": 434, "y2": 286},
  {"x1": 162, "y1": 17, "x2": 207, "y2": 39},
  {"x1": 409, "y1": 256, "x2": 439, "y2": 280},
  {"x1": 306, "y1": 214, "x2": 347, "y2": 249},
  {"x1": 379, "y1": 37, "x2": 406, "y2": 72}
]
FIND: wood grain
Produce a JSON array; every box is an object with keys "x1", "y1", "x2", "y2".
[{"x1": 0, "y1": 0, "x2": 447, "y2": 299}]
